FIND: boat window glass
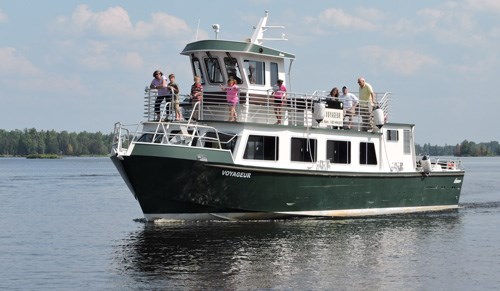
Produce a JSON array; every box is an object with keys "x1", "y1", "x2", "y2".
[
  {"x1": 387, "y1": 130, "x2": 399, "y2": 141},
  {"x1": 191, "y1": 57, "x2": 205, "y2": 85},
  {"x1": 327, "y1": 140, "x2": 351, "y2": 164},
  {"x1": 204, "y1": 57, "x2": 224, "y2": 84},
  {"x1": 243, "y1": 135, "x2": 279, "y2": 160},
  {"x1": 403, "y1": 129, "x2": 411, "y2": 154},
  {"x1": 224, "y1": 57, "x2": 243, "y2": 84},
  {"x1": 360, "y1": 142, "x2": 377, "y2": 165},
  {"x1": 203, "y1": 131, "x2": 238, "y2": 152},
  {"x1": 270, "y1": 62, "x2": 278, "y2": 86},
  {"x1": 291, "y1": 138, "x2": 317, "y2": 162},
  {"x1": 244, "y1": 60, "x2": 265, "y2": 85}
]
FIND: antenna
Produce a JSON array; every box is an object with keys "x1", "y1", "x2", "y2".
[{"x1": 195, "y1": 19, "x2": 200, "y2": 41}]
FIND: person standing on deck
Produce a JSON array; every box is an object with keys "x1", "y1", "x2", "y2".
[
  {"x1": 150, "y1": 70, "x2": 169, "y2": 121},
  {"x1": 190, "y1": 76, "x2": 203, "y2": 120},
  {"x1": 167, "y1": 73, "x2": 181, "y2": 121},
  {"x1": 357, "y1": 77, "x2": 375, "y2": 131},
  {"x1": 273, "y1": 79, "x2": 287, "y2": 125},
  {"x1": 339, "y1": 86, "x2": 359, "y2": 129},
  {"x1": 220, "y1": 79, "x2": 239, "y2": 122}
]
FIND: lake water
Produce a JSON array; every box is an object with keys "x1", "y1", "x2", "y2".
[{"x1": 0, "y1": 157, "x2": 499, "y2": 290}]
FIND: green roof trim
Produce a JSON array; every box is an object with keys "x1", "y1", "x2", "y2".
[{"x1": 180, "y1": 40, "x2": 295, "y2": 59}]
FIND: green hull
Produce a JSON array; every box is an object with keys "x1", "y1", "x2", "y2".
[{"x1": 111, "y1": 145, "x2": 463, "y2": 220}]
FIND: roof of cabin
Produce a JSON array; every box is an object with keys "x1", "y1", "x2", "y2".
[{"x1": 180, "y1": 39, "x2": 295, "y2": 59}]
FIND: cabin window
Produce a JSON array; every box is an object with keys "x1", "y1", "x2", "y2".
[
  {"x1": 203, "y1": 131, "x2": 238, "y2": 152},
  {"x1": 403, "y1": 129, "x2": 411, "y2": 154},
  {"x1": 191, "y1": 57, "x2": 205, "y2": 84},
  {"x1": 224, "y1": 57, "x2": 243, "y2": 84},
  {"x1": 244, "y1": 60, "x2": 265, "y2": 85},
  {"x1": 327, "y1": 140, "x2": 351, "y2": 164},
  {"x1": 387, "y1": 130, "x2": 399, "y2": 141},
  {"x1": 204, "y1": 57, "x2": 224, "y2": 84},
  {"x1": 291, "y1": 138, "x2": 317, "y2": 162},
  {"x1": 243, "y1": 135, "x2": 279, "y2": 160},
  {"x1": 360, "y1": 142, "x2": 377, "y2": 165},
  {"x1": 271, "y1": 62, "x2": 279, "y2": 86}
]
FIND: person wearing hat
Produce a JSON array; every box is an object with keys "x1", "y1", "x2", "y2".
[
  {"x1": 339, "y1": 86, "x2": 359, "y2": 129},
  {"x1": 150, "y1": 70, "x2": 169, "y2": 121}
]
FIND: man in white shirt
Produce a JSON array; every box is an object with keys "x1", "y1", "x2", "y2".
[{"x1": 339, "y1": 86, "x2": 359, "y2": 129}]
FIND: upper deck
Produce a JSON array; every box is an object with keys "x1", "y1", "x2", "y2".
[{"x1": 143, "y1": 88, "x2": 392, "y2": 131}]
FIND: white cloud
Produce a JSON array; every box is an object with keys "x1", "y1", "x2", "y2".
[
  {"x1": 57, "y1": 5, "x2": 191, "y2": 39},
  {"x1": 0, "y1": 47, "x2": 39, "y2": 76},
  {"x1": 119, "y1": 52, "x2": 143, "y2": 70},
  {"x1": 318, "y1": 8, "x2": 377, "y2": 31},
  {"x1": 0, "y1": 8, "x2": 7, "y2": 22},
  {"x1": 466, "y1": 0, "x2": 500, "y2": 13},
  {"x1": 359, "y1": 46, "x2": 438, "y2": 75}
]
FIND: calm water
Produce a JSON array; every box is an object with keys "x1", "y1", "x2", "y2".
[{"x1": 0, "y1": 157, "x2": 499, "y2": 290}]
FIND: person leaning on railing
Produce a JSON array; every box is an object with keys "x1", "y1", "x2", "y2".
[
  {"x1": 357, "y1": 77, "x2": 375, "y2": 131},
  {"x1": 150, "y1": 70, "x2": 169, "y2": 121}
]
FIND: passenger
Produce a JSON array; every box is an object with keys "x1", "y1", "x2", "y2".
[
  {"x1": 248, "y1": 64, "x2": 256, "y2": 84},
  {"x1": 220, "y1": 79, "x2": 239, "y2": 122},
  {"x1": 167, "y1": 73, "x2": 181, "y2": 121},
  {"x1": 339, "y1": 86, "x2": 359, "y2": 129},
  {"x1": 149, "y1": 70, "x2": 169, "y2": 121},
  {"x1": 328, "y1": 87, "x2": 340, "y2": 100},
  {"x1": 190, "y1": 76, "x2": 203, "y2": 120},
  {"x1": 273, "y1": 79, "x2": 287, "y2": 125},
  {"x1": 357, "y1": 77, "x2": 375, "y2": 131}
]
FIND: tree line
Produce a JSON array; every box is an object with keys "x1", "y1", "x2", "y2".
[
  {"x1": 0, "y1": 129, "x2": 113, "y2": 156},
  {"x1": 416, "y1": 140, "x2": 500, "y2": 157},
  {"x1": 0, "y1": 128, "x2": 499, "y2": 157}
]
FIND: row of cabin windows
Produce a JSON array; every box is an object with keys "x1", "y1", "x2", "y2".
[
  {"x1": 192, "y1": 57, "x2": 279, "y2": 86},
  {"x1": 242, "y1": 135, "x2": 377, "y2": 165}
]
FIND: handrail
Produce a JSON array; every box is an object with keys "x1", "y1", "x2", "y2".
[{"x1": 143, "y1": 87, "x2": 392, "y2": 131}]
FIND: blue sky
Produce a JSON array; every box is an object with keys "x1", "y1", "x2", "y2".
[{"x1": 1, "y1": 0, "x2": 499, "y2": 145}]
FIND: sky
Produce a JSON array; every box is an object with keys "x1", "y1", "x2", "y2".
[{"x1": 1, "y1": 0, "x2": 499, "y2": 145}]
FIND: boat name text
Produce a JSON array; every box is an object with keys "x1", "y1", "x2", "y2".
[{"x1": 222, "y1": 170, "x2": 251, "y2": 179}]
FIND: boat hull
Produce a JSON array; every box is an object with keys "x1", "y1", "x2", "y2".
[{"x1": 111, "y1": 150, "x2": 464, "y2": 221}]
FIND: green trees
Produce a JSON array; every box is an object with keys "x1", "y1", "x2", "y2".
[
  {"x1": 0, "y1": 129, "x2": 113, "y2": 156},
  {"x1": 415, "y1": 140, "x2": 500, "y2": 157}
]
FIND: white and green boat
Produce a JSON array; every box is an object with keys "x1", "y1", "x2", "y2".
[{"x1": 111, "y1": 12, "x2": 464, "y2": 221}]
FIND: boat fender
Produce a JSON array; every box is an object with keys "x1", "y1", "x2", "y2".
[
  {"x1": 421, "y1": 155, "x2": 431, "y2": 174},
  {"x1": 313, "y1": 102, "x2": 326, "y2": 123},
  {"x1": 373, "y1": 107, "x2": 385, "y2": 128}
]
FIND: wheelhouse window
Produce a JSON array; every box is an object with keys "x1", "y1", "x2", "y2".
[
  {"x1": 387, "y1": 130, "x2": 399, "y2": 141},
  {"x1": 270, "y1": 62, "x2": 278, "y2": 86},
  {"x1": 191, "y1": 57, "x2": 205, "y2": 84},
  {"x1": 327, "y1": 140, "x2": 351, "y2": 164},
  {"x1": 224, "y1": 57, "x2": 242, "y2": 84},
  {"x1": 360, "y1": 142, "x2": 377, "y2": 165},
  {"x1": 243, "y1": 135, "x2": 279, "y2": 160},
  {"x1": 291, "y1": 138, "x2": 317, "y2": 162},
  {"x1": 244, "y1": 60, "x2": 265, "y2": 85},
  {"x1": 403, "y1": 129, "x2": 411, "y2": 154},
  {"x1": 203, "y1": 132, "x2": 238, "y2": 152},
  {"x1": 204, "y1": 57, "x2": 224, "y2": 83}
]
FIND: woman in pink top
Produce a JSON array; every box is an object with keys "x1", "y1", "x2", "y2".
[
  {"x1": 273, "y1": 79, "x2": 287, "y2": 124},
  {"x1": 220, "y1": 79, "x2": 239, "y2": 122}
]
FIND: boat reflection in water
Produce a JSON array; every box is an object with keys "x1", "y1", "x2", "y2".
[{"x1": 114, "y1": 213, "x2": 461, "y2": 289}]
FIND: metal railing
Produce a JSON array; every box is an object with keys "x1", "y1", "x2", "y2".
[{"x1": 143, "y1": 87, "x2": 392, "y2": 131}]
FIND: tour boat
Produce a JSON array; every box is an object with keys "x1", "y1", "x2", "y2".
[{"x1": 110, "y1": 12, "x2": 464, "y2": 221}]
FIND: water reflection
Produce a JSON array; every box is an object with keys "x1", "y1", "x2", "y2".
[{"x1": 113, "y1": 213, "x2": 462, "y2": 290}]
